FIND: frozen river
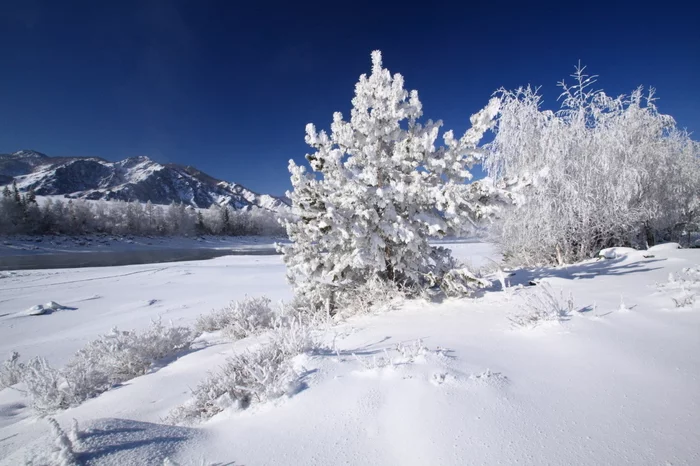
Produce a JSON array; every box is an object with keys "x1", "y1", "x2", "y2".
[{"x1": 0, "y1": 246, "x2": 279, "y2": 270}]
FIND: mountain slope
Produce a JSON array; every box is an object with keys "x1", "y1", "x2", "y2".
[
  {"x1": 0, "y1": 150, "x2": 288, "y2": 211},
  {"x1": 0, "y1": 150, "x2": 52, "y2": 177}
]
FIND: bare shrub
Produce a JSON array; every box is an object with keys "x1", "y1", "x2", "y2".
[{"x1": 509, "y1": 283, "x2": 574, "y2": 328}]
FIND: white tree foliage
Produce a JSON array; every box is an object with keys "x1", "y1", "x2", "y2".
[
  {"x1": 0, "y1": 191, "x2": 286, "y2": 237},
  {"x1": 486, "y1": 65, "x2": 700, "y2": 265},
  {"x1": 281, "y1": 50, "x2": 503, "y2": 308}
]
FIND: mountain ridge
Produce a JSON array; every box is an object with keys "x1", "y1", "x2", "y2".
[{"x1": 0, "y1": 150, "x2": 288, "y2": 211}]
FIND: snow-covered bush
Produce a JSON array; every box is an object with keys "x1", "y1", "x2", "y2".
[
  {"x1": 658, "y1": 267, "x2": 700, "y2": 291},
  {"x1": 267, "y1": 315, "x2": 317, "y2": 356},
  {"x1": 655, "y1": 267, "x2": 699, "y2": 308},
  {"x1": 22, "y1": 357, "x2": 67, "y2": 412},
  {"x1": 426, "y1": 267, "x2": 491, "y2": 298},
  {"x1": 141, "y1": 319, "x2": 194, "y2": 360},
  {"x1": 16, "y1": 320, "x2": 193, "y2": 413},
  {"x1": 64, "y1": 329, "x2": 151, "y2": 400},
  {"x1": 393, "y1": 339, "x2": 430, "y2": 364},
  {"x1": 194, "y1": 306, "x2": 237, "y2": 333},
  {"x1": 195, "y1": 296, "x2": 280, "y2": 340},
  {"x1": 216, "y1": 298, "x2": 276, "y2": 339},
  {"x1": 281, "y1": 50, "x2": 506, "y2": 311},
  {"x1": 333, "y1": 276, "x2": 405, "y2": 318},
  {"x1": 170, "y1": 318, "x2": 317, "y2": 424},
  {"x1": 672, "y1": 293, "x2": 695, "y2": 308},
  {"x1": 61, "y1": 320, "x2": 192, "y2": 404},
  {"x1": 509, "y1": 283, "x2": 574, "y2": 328},
  {"x1": 0, "y1": 351, "x2": 25, "y2": 389},
  {"x1": 486, "y1": 65, "x2": 700, "y2": 265},
  {"x1": 277, "y1": 293, "x2": 338, "y2": 330},
  {"x1": 352, "y1": 339, "x2": 447, "y2": 372}
]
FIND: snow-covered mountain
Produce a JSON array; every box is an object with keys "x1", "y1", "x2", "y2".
[{"x1": 0, "y1": 150, "x2": 288, "y2": 211}]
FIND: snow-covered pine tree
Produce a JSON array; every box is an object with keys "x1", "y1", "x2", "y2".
[{"x1": 281, "y1": 50, "x2": 503, "y2": 310}]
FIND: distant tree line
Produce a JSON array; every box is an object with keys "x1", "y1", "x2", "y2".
[{"x1": 0, "y1": 181, "x2": 286, "y2": 237}]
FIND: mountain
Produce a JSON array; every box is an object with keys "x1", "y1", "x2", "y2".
[
  {"x1": 0, "y1": 150, "x2": 289, "y2": 211},
  {"x1": 0, "y1": 150, "x2": 51, "y2": 177}
]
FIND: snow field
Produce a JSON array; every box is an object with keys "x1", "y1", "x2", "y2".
[{"x1": 0, "y1": 242, "x2": 699, "y2": 465}]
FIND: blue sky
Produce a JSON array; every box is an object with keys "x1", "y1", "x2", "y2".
[{"x1": 0, "y1": 1, "x2": 698, "y2": 195}]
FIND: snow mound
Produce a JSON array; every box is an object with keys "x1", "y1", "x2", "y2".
[
  {"x1": 45, "y1": 301, "x2": 71, "y2": 311},
  {"x1": 468, "y1": 368, "x2": 510, "y2": 387},
  {"x1": 647, "y1": 242, "x2": 681, "y2": 252},
  {"x1": 655, "y1": 266, "x2": 700, "y2": 310},
  {"x1": 25, "y1": 301, "x2": 74, "y2": 316},
  {"x1": 598, "y1": 247, "x2": 638, "y2": 259},
  {"x1": 26, "y1": 305, "x2": 48, "y2": 316}
]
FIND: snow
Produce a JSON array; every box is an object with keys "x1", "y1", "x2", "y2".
[
  {"x1": 0, "y1": 255, "x2": 289, "y2": 367},
  {"x1": 1, "y1": 241, "x2": 700, "y2": 465},
  {"x1": 598, "y1": 243, "x2": 683, "y2": 259},
  {"x1": 433, "y1": 238, "x2": 502, "y2": 269},
  {"x1": 648, "y1": 242, "x2": 682, "y2": 252},
  {"x1": 10, "y1": 150, "x2": 47, "y2": 159},
  {"x1": 598, "y1": 246, "x2": 638, "y2": 259},
  {"x1": 24, "y1": 301, "x2": 74, "y2": 316},
  {"x1": 25, "y1": 304, "x2": 49, "y2": 316}
]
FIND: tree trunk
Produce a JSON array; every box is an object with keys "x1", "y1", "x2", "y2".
[
  {"x1": 555, "y1": 244, "x2": 564, "y2": 266},
  {"x1": 643, "y1": 222, "x2": 655, "y2": 248}
]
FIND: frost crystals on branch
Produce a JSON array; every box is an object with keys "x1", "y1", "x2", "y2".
[
  {"x1": 281, "y1": 50, "x2": 504, "y2": 311},
  {"x1": 486, "y1": 64, "x2": 700, "y2": 265}
]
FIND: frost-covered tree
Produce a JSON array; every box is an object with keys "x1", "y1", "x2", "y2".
[
  {"x1": 485, "y1": 65, "x2": 700, "y2": 265},
  {"x1": 281, "y1": 50, "x2": 503, "y2": 309},
  {"x1": 0, "y1": 184, "x2": 40, "y2": 234},
  {"x1": 164, "y1": 201, "x2": 196, "y2": 236},
  {"x1": 125, "y1": 201, "x2": 143, "y2": 235},
  {"x1": 0, "y1": 193, "x2": 284, "y2": 237}
]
